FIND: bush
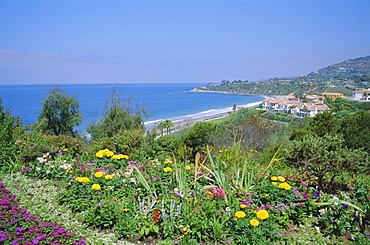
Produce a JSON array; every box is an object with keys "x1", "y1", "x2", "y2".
[{"x1": 285, "y1": 134, "x2": 369, "y2": 187}]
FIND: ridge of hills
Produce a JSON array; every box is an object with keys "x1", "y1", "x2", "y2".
[{"x1": 195, "y1": 55, "x2": 370, "y2": 97}]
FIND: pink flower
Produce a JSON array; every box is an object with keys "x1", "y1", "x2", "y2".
[{"x1": 302, "y1": 183, "x2": 307, "y2": 187}]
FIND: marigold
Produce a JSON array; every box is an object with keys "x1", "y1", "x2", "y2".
[
  {"x1": 234, "y1": 211, "x2": 246, "y2": 219},
  {"x1": 250, "y1": 219, "x2": 259, "y2": 227},
  {"x1": 95, "y1": 152, "x2": 104, "y2": 158},
  {"x1": 104, "y1": 175, "x2": 113, "y2": 180},
  {"x1": 75, "y1": 177, "x2": 90, "y2": 183},
  {"x1": 278, "y1": 182, "x2": 291, "y2": 190},
  {"x1": 240, "y1": 204, "x2": 247, "y2": 208},
  {"x1": 256, "y1": 209, "x2": 269, "y2": 220},
  {"x1": 94, "y1": 171, "x2": 105, "y2": 178},
  {"x1": 91, "y1": 184, "x2": 101, "y2": 190},
  {"x1": 277, "y1": 176, "x2": 286, "y2": 182},
  {"x1": 105, "y1": 150, "x2": 114, "y2": 157},
  {"x1": 271, "y1": 182, "x2": 277, "y2": 185},
  {"x1": 271, "y1": 176, "x2": 278, "y2": 181},
  {"x1": 164, "y1": 167, "x2": 172, "y2": 173},
  {"x1": 185, "y1": 166, "x2": 191, "y2": 170}
]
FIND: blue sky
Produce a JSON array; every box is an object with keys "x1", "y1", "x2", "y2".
[{"x1": 0, "y1": 0, "x2": 369, "y2": 84}]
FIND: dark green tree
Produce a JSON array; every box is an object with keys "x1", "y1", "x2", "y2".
[
  {"x1": 181, "y1": 121, "x2": 220, "y2": 154},
  {"x1": 285, "y1": 134, "x2": 368, "y2": 187},
  {"x1": 152, "y1": 135, "x2": 181, "y2": 157},
  {"x1": 338, "y1": 110, "x2": 370, "y2": 152},
  {"x1": 87, "y1": 86, "x2": 148, "y2": 140},
  {"x1": 38, "y1": 86, "x2": 82, "y2": 136}
]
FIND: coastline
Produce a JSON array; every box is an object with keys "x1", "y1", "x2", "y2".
[
  {"x1": 144, "y1": 95, "x2": 267, "y2": 131},
  {"x1": 188, "y1": 87, "x2": 275, "y2": 100}
]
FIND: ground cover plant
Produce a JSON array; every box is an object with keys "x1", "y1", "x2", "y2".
[{"x1": 1, "y1": 144, "x2": 369, "y2": 245}]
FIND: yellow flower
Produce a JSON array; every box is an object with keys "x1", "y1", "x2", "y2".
[
  {"x1": 91, "y1": 184, "x2": 101, "y2": 190},
  {"x1": 278, "y1": 176, "x2": 286, "y2": 182},
  {"x1": 271, "y1": 182, "x2": 277, "y2": 185},
  {"x1": 272, "y1": 158, "x2": 278, "y2": 162},
  {"x1": 164, "y1": 167, "x2": 172, "y2": 173},
  {"x1": 104, "y1": 175, "x2": 113, "y2": 180},
  {"x1": 121, "y1": 208, "x2": 130, "y2": 212},
  {"x1": 250, "y1": 219, "x2": 259, "y2": 227},
  {"x1": 256, "y1": 210, "x2": 269, "y2": 220},
  {"x1": 278, "y1": 182, "x2": 291, "y2": 190},
  {"x1": 264, "y1": 194, "x2": 269, "y2": 198},
  {"x1": 94, "y1": 171, "x2": 105, "y2": 178},
  {"x1": 75, "y1": 177, "x2": 90, "y2": 183},
  {"x1": 62, "y1": 148, "x2": 68, "y2": 151},
  {"x1": 240, "y1": 204, "x2": 247, "y2": 208},
  {"x1": 248, "y1": 149, "x2": 254, "y2": 152},
  {"x1": 271, "y1": 176, "x2": 278, "y2": 181},
  {"x1": 105, "y1": 150, "x2": 114, "y2": 157},
  {"x1": 235, "y1": 211, "x2": 246, "y2": 219},
  {"x1": 164, "y1": 160, "x2": 173, "y2": 164},
  {"x1": 95, "y1": 152, "x2": 104, "y2": 158},
  {"x1": 185, "y1": 166, "x2": 191, "y2": 170}
]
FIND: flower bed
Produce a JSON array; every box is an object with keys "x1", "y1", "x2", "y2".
[
  {"x1": 0, "y1": 183, "x2": 86, "y2": 245},
  {"x1": 4, "y1": 147, "x2": 370, "y2": 244}
]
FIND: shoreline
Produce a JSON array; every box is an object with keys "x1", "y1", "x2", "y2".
[{"x1": 144, "y1": 98, "x2": 266, "y2": 131}]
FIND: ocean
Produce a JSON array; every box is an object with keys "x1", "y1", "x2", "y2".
[{"x1": 0, "y1": 83, "x2": 264, "y2": 132}]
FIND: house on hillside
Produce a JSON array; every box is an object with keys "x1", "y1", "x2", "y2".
[
  {"x1": 353, "y1": 89, "x2": 370, "y2": 101},
  {"x1": 261, "y1": 99, "x2": 329, "y2": 117},
  {"x1": 321, "y1": 93, "x2": 345, "y2": 101},
  {"x1": 305, "y1": 94, "x2": 324, "y2": 102},
  {"x1": 292, "y1": 103, "x2": 330, "y2": 117}
]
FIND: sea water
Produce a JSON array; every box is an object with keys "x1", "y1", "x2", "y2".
[{"x1": 0, "y1": 83, "x2": 264, "y2": 132}]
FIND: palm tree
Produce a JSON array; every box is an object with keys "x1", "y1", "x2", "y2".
[{"x1": 162, "y1": 119, "x2": 175, "y2": 134}]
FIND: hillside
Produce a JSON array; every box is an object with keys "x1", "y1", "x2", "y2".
[
  {"x1": 194, "y1": 55, "x2": 370, "y2": 97},
  {"x1": 308, "y1": 55, "x2": 370, "y2": 78}
]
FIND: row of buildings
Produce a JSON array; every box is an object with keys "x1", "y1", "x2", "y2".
[{"x1": 260, "y1": 89, "x2": 370, "y2": 117}]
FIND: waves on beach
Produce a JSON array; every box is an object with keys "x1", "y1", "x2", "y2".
[{"x1": 144, "y1": 100, "x2": 262, "y2": 130}]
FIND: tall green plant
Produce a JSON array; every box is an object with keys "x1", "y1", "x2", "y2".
[
  {"x1": 38, "y1": 85, "x2": 82, "y2": 136},
  {"x1": 201, "y1": 146, "x2": 231, "y2": 203}
]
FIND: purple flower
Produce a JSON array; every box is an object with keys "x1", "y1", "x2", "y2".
[
  {"x1": 226, "y1": 239, "x2": 232, "y2": 244},
  {"x1": 342, "y1": 204, "x2": 349, "y2": 209},
  {"x1": 313, "y1": 192, "x2": 321, "y2": 197}
]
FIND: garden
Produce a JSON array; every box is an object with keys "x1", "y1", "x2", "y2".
[
  {"x1": 1, "y1": 87, "x2": 370, "y2": 244},
  {"x1": 1, "y1": 144, "x2": 370, "y2": 244}
]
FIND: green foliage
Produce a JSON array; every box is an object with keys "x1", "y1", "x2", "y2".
[
  {"x1": 88, "y1": 128, "x2": 145, "y2": 157},
  {"x1": 157, "y1": 119, "x2": 175, "y2": 135},
  {"x1": 338, "y1": 110, "x2": 370, "y2": 152},
  {"x1": 285, "y1": 134, "x2": 369, "y2": 186},
  {"x1": 181, "y1": 121, "x2": 220, "y2": 154},
  {"x1": 152, "y1": 135, "x2": 181, "y2": 157},
  {"x1": 87, "y1": 87, "x2": 148, "y2": 140},
  {"x1": 325, "y1": 97, "x2": 370, "y2": 116},
  {"x1": 290, "y1": 111, "x2": 339, "y2": 140},
  {"x1": 0, "y1": 102, "x2": 26, "y2": 172},
  {"x1": 38, "y1": 85, "x2": 82, "y2": 136},
  {"x1": 215, "y1": 108, "x2": 278, "y2": 151}
]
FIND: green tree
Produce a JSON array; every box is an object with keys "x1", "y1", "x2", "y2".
[
  {"x1": 285, "y1": 134, "x2": 368, "y2": 187},
  {"x1": 152, "y1": 135, "x2": 181, "y2": 157},
  {"x1": 181, "y1": 121, "x2": 219, "y2": 154},
  {"x1": 38, "y1": 86, "x2": 82, "y2": 136},
  {"x1": 87, "y1": 87, "x2": 148, "y2": 140},
  {"x1": 338, "y1": 110, "x2": 370, "y2": 152},
  {"x1": 158, "y1": 119, "x2": 175, "y2": 135}
]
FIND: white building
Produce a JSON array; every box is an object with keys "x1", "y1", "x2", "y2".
[
  {"x1": 353, "y1": 89, "x2": 370, "y2": 101},
  {"x1": 261, "y1": 99, "x2": 329, "y2": 117}
]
